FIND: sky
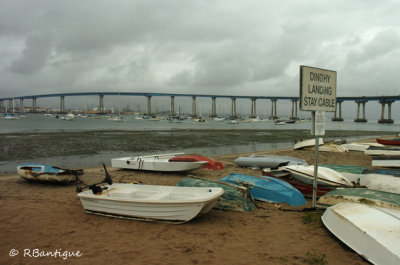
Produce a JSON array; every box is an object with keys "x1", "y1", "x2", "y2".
[{"x1": 0, "y1": 0, "x2": 400, "y2": 117}]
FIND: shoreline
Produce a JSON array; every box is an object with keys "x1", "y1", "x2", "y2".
[{"x1": 0, "y1": 137, "x2": 380, "y2": 265}]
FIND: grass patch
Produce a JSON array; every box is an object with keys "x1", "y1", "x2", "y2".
[
  {"x1": 302, "y1": 209, "x2": 324, "y2": 227},
  {"x1": 304, "y1": 249, "x2": 327, "y2": 265}
]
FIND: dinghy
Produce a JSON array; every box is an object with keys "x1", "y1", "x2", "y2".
[
  {"x1": 262, "y1": 169, "x2": 335, "y2": 198},
  {"x1": 372, "y1": 155, "x2": 400, "y2": 168},
  {"x1": 294, "y1": 138, "x2": 324, "y2": 150},
  {"x1": 376, "y1": 138, "x2": 400, "y2": 146},
  {"x1": 281, "y1": 165, "x2": 354, "y2": 187},
  {"x1": 365, "y1": 146, "x2": 400, "y2": 156},
  {"x1": 17, "y1": 163, "x2": 82, "y2": 184},
  {"x1": 340, "y1": 142, "x2": 384, "y2": 152},
  {"x1": 318, "y1": 188, "x2": 400, "y2": 210},
  {"x1": 176, "y1": 177, "x2": 257, "y2": 212},
  {"x1": 77, "y1": 165, "x2": 224, "y2": 223},
  {"x1": 358, "y1": 174, "x2": 400, "y2": 194},
  {"x1": 219, "y1": 173, "x2": 307, "y2": 207},
  {"x1": 168, "y1": 154, "x2": 224, "y2": 170},
  {"x1": 364, "y1": 168, "x2": 400, "y2": 177},
  {"x1": 322, "y1": 202, "x2": 400, "y2": 265},
  {"x1": 111, "y1": 153, "x2": 207, "y2": 172},
  {"x1": 234, "y1": 155, "x2": 307, "y2": 169}
]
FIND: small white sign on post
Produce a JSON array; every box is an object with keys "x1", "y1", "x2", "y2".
[{"x1": 311, "y1": 110, "x2": 325, "y2": 136}]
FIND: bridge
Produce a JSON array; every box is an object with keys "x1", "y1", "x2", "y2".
[{"x1": 1, "y1": 92, "x2": 399, "y2": 123}]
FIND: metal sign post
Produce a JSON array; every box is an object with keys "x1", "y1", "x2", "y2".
[
  {"x1": 311, "y1": 110, "x2": 325, "y2": 207},
  {"x1": 299, "y1": 66, "x2": 336, "y2": 208}
]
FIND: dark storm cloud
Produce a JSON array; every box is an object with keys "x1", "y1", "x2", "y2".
[{"x1": 0, "y1": 0, "x2": 399, "y2": 100}]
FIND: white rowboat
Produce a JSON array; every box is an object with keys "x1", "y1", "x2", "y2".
[
  {"x1": 111, "y1": 153, "x2": 207, "y2": 172},
  {"x1": 322, "y1": 202, "x2": 400, "y2": 265},
  {"x1": 77, "y1": 183, "x2": 224, "y2": 223}
]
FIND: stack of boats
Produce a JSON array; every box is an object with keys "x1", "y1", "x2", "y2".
[{"x1": 365, "y1": 137, "x2": 400, "y2": 168}]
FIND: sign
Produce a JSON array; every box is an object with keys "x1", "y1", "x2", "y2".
[
  {"x1": 300, "y1": 66, "x2": 337, "y2": 112},
  {"x1": 311, "y1": 110, "x2": 325, "y2": 136}
]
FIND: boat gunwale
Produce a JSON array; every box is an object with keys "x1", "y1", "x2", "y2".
[{"x1": 77, "y1": 185, "x2": 225, "y2": 204}]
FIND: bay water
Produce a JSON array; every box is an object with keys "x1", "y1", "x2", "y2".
[{"x1": 0, "y1": 113, "x2": 397, "y2": 174}]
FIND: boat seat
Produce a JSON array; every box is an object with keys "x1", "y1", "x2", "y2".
[{"x1": 149, "y1": 192, "x2": 171, "y2": 200}]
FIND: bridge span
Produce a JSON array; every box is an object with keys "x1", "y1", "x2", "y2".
[{"x1": 1, "y1": 92, "x2": 399, "y2": 123}]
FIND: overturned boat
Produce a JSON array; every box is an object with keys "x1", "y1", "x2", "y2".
[
  {"x1": 234, "y1": 155, "x2": 307, "y2": 169},
  {"x1": 318, "y1": 188, "x2": 400, "y2": 210},
  {"x1": 17, "y1": 163, "x2": 82, "y2": 184},
  {"x1": 372, "y1": 155, "x2": 400, "y2": 168},
  {"x1": 262, "y1": 169, "x2": 335, "y2": 198},
  {"x1": 281, "y1": 165, "x2": 354, "y2": 187},
  {"x1": 322, "y1": 202, "x2": 400, "y2": 265},
  {"x1": 176, "y1": 177, "x2": 257, "y2": 212},
  {"x1": 219, "y1": 173, "x2": 307, "y2": 207}
]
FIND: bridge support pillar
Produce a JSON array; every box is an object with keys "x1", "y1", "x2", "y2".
[
  {"x1": 378, "y1": 100, "x2": 394, "y2": 123},
  {"x1": 290, "y1": 99, "x2": 298, "y2": 120},
  {"x1": 230, "y1": 98, "x2": 237, "y2": 119},
  {"x1": 0, "y1": 100, "x2": 3, "y2": 112},
  {"x1": 191, "y1": 96, "x2": 197, "y2": 117},
  {"x1": 269, "y1": 99, "x2": 278, "y2": 120},
  {"x1": 211, "y1": 97, "x2": 216, "y2": 117},
  {"x1": 32, "y1": 98, "x2": 37, "y2": 113},
  {"x1": 170, "y1": 96, "x2": 175, "y2": 116},
  {"x1": 99, "y1": 95, "x2": 104, "y2": 114},
  {"x1": 19, "y1": 99, "x2": 24, "y2": 113},
  {"x1": 60, "y1": 96, "x2": 65, "y2": 113},
  {"x1": 354, "y1": 100, "x2": 368, "y2": 122},
  {"x1": 7, "y1": 99, "x2": 13, "y2": 112},
  {"x1": 332, "y1": 100, "x2": 344, "y2": 121},
  {"x1": 250, "y1": 99, "x2": 257, "y2": 118},
  {"x1": 146, "y1": 96, "x2": 152, "y2": 115}
]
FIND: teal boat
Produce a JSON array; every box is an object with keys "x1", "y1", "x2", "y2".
[
  {"x1": 176, "y1": 177, "x2": 257, "y2": 212},
  {"x1": 219, "y1": 173, "x2": 307, "y2": 207}
]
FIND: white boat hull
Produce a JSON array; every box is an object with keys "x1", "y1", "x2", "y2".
[
  {"x1": 282, "y1": 165, "x2": 354, "y2": 187},
  {"x1": 77, "y1": 183, "x2": 224, "y2": 223},
  {"x1": 372, "y1": 156, "x2": 400, "y2": 168},
  {"x1": 322, "y1": 202, "x2": 400, "y2": 265},
  {"x1": 365, "y1": 147, "x2": 400, "y2": 156},
  {"x1": 111, "y1": 153, "x2": 207, "y2": 172},
  {"x1": 359, "y1": 174, "x2": 400, "y2": 194},
  {"x1": 294, "y1": 138, "x2": 324, "y2": 150}
]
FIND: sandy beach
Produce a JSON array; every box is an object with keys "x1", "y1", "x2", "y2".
[{"x1": 0, "y1": 145, "x2": 375, "y2": 265}]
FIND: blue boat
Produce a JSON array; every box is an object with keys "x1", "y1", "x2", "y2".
[
  {"x1": 219, "y1": 173, "x2": 307, "y2": 207},
  {"x1": 17, "y1": 163, "x2": 83, "y2": 183}
]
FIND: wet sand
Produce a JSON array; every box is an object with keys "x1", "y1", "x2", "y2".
[{"x1": 0, "y1": 145, "x2": 374, "y2": 265}]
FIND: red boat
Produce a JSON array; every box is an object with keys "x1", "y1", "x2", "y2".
[
  {"x1": 376, "y1": 138, "x2": 400, "y2": 146},
  {"x1": 169, "y1": 155, "x2": 224, "y2": 170},
  {"x1": 261, "y1": 169, "x2": 334, "y2": 198}
]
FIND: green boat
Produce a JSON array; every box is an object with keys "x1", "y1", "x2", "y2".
[
  {"x1": 176, "y1": 177, "x2": 257, "y2": 212},
  {"x1": 317, "y1": 188, "x2": 400, "y2": 210},
  {"x1": 320, "y1": 164, "x2": 368, "y2": 174}
]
